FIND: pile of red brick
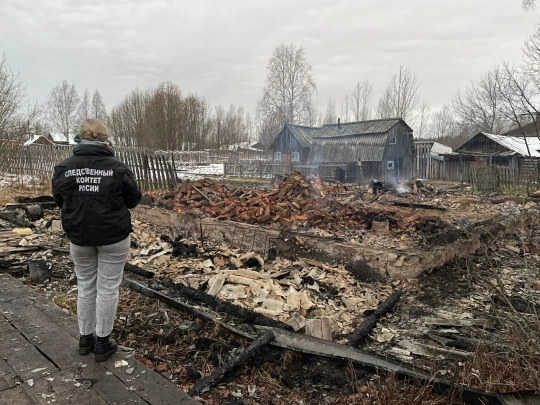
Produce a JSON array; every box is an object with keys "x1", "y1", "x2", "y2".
[{"x1": 158, "y1": 172, "x2": 406, "y2": 232}]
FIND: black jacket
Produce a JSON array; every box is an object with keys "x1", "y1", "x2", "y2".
[{"x1": 52, "y1": 138, "x2": 142, "y2": 246}]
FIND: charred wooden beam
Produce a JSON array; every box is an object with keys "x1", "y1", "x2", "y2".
[
  {"x1": 124, "y1": 262, "x2": 154, "y2": 278},
  {"x1": 187, "y1": 330, "x2": 275, "y2": 396},
  {"x1": 167, "y1": 280, "x2": 291, "y2": 330},
  {"x1": 121, "y1": 277, "x2": 507, "y2": 405},
  {"x1": 380, "y1": 201, "x2": 447, "y2": 211},
  {"x1": 347, "y1": 290, "x2": 402, "y2": 347}
]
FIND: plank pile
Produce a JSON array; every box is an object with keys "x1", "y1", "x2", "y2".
[{"x1": 157, "y1": 172, "x2": 407, "y2": 232}]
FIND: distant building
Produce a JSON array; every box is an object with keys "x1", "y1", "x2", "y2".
[
  {"x1": 270, "y1": 124, "x2": 318, "y2": 166},
  {"x1": 414, "y1": 141, "x2": 453, "y2": 179},
  {"x1": 455, "y1": 132, "x2": 540, "y2": 176},
  {"x1": 24, "y1": 134, "x2": 72, "y2": 148},
  {"x1": 307, "y1": 118, "x2": 414, "y2": 182}
]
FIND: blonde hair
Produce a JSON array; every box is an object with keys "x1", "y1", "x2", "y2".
[{"x1": 79, "y1": 118, "x2": 109, "y2": 142}]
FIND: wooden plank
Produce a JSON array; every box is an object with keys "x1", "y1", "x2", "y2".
[
  {"x1": 22, "y1": 369, "x2": 109, "y2": 405},
  {"x1": 0, "y1": 274, "x2": 79, "y2": 339},
  {"x1": 0, "y1": 275, "x2": 200, "y2": 405},
  {"x1": 102, "y1": 347, "x2": 200, "y2": 405},
  {"x1": 0, "y1": 386, "x2": 34, "y2": 404},
  {"x1": 0, "y1": 357, "x2": 17, "y2": 392},
  {"x1": 0, "y1": 321, "x2": 57, "y2": 379},
  {"x1": 78, "y1": 361, "x2": 147, "y2": 404},
  {"x1": 0, "y1": 276, "x2": 84, "y2": 369}
]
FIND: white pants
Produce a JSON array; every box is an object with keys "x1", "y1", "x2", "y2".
[{"x1": 70, "y1": 237, "x2": 130, "y2": 337}]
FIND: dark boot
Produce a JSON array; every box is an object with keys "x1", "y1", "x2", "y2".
[
  {"x1": 94, "y1": 335, "x2": 118, "y2": 362},
  {"x1": 79, "y1": 334, "x2": 95, "y2": 355}
]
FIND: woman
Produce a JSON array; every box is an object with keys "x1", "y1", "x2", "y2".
[{"x1": 52, "y1": 118, "x2": 142, "y2": 362}]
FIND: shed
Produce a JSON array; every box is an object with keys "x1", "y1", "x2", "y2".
[
  {"x1": 270, "y1": 124, "x2": 319, "y2": 165},
  {"x1": 455, "y1": 132, "x2": 540, "y2": 177},
  {"x1": 24, "y1": 135, "x2": 56, "y2": 147},
  {"x1": 307, "y1": 118, "x2": 414, "y2": 182},
  {"x1": 414, "y1": 141, "x2": 453, "y2": 179}
]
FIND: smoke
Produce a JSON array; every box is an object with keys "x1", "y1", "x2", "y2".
[{"x1": 395, "y1": 183, "x2": 409, "y2": 194}]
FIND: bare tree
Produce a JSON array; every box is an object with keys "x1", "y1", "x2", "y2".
[
  {"x1": 524, "y1": 25, "x2": 540, "y2": 88},
  {"x1": 414, "y1": 101, "x2": 432, "y2": 138},
  {"x1": 430, "y1": 105, "x2": 457, "y2": 139},
  {"x1": 495, "y1": 62, "x2": 540, "y2": 152},
  {"x1": 109, "y1": 87, "x2": 151, "y2": 146},
  {"x1": 0, "y1": 54, "x2": 25, "y2": 141},
  {"x1": 340, "y1": 95, "x2": 351, "y2": 123},
  {"x1": 11, "y1": 101, "x2": 50, "y2": 141},
  {"x1": 377, "y1": 66, "x2": 419, "y2": 120},
  {"x1": 523, "y1": 0, "x2": 536, "y2": 10},
  {"x1": 47, "y1": 80, "x2": 80, "y2": 139},
  {"x1": 304, "y1": 102, "x2": 320, "y2": 127},
  {"x1": 452, "y1": 68, "x2": 509, "y2": 134},
  {"x1": 91, "y1": 90, "x2": 108, "y2": 122},
  {"x1": 323, "y1": 99, "x2": 337, "y2": 125},
  {"x1": 77, "y1": 89, "x2": 91, "y2": 124},
  {"x1": 350, "y1": 80, "x2": 374, "y2": 121},
  {"x1": 257, "y1": 44, "x2": 317, "y2": 129},
  {"x1": 256, "y1": 110, "x2": 281, "y2": 147}
]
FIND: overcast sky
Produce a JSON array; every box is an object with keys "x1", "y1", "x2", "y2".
[{"x1": 1, "y1": 0, "x2": 538, "y2": 116}]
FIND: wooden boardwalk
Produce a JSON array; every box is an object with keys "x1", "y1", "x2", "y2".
[{"x1": 0, "y1": 274, "x2": 200, "y2": 405}]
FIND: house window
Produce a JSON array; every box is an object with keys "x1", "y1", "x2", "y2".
[
  {"x1": 291, "y1": 151, "x2": 300, "y2": 163},
  {"x1": 387, "y1": 160, "x2": 395, "y2": 170},
  {"x1": 274, "y1": 152, "x2": 282, "y2": 163},
  {"x1": 389, "y1": 137, "x2": 397, "y2": 145}
]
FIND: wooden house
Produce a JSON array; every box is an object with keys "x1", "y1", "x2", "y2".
[
  {"x1": 455, "y1": 132, "x2": 540, "y2": 178},
  {"x1": 24, "y1": 135, "x2": 56, "y2": 147},
  {"x1": 306, "y1": 118, "x2": 414, "y2": 182},
  {"x1": 270, "y1": 124, "x2": 319, "y2": 165}
]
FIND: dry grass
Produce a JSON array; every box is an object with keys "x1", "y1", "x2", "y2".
[{"x1": 0, "y1": 177, "x2": 52, "y2": 206}]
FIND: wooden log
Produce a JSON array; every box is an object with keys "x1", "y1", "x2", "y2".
[
  {"x1": 192, "y1": 186, "x2": 211, "y2": 203},
  {"x1": 380, "y1": 201, "x2": 447, "y2": 211},
  {"x1": 124, "y1": 263, "x2": 154, "y2": 278},
  {"x1": 169, "y1": 282, "x2": 291, "y2": 330},
  {"x1": 187, "y1": 330, "x2": 275, "y2": 396},
  {"x1": 120, "y1": 277, "x2": 509, "y2": 405},
  {"x1": 347, "y1": 290, "x2": 402, "y2": 347}
]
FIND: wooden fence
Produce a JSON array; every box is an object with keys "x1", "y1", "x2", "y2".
[
  {"x1": 223, "y1": 162, "x2": 276, "y2": 178},
  {"x1": 0, "y1": 145, "x2": 176, "y2": 192},
  {"x1": 470, "y1": 165, "x2": 540, "y2": 192}
]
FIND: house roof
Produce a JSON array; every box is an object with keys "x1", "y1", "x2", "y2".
[
  {"x1": 23, "y1": 135, "x2": 54, "y2": 147},
  {"x1": 271, "y1": 124, "x2": 319, "y2": 148},
  {"x1": 430, "y1": 142, "x2": 453, "y2": 156},
  {"x1": 457, "y1": 133, "x2": 540, "y2": 158},
  {"x1": 314, "y1": 118, "x2": 412, "y2": 138},
  {"x1": 49, "y1": 132, "x2": 68, "y2": 142},
  {"x1": 227, "y1": 142, "x2": 268, "y2": 152},
  {"x1": 307, "y1": 133, "x2": 389, "y2": 163}
]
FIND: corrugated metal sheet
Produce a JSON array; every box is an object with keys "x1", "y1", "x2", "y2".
[
  {"x1": 287, "y1": 124, "x2": 319, "y2": 147},
  {"x1": 484, "y1": 133, "x2": 540, "y2": 157},
  {"x1": 314, "y1": 118, "x2": 407, "y2": 138},
  {"x1": 459, "y1": 133, "x2": 540, "y2": 157},
  {"x1": 307, "y1": 134, "x2": 387, "y2": 164},
  {"x1": 430, "y1": 142, "x2": 452, "y2": 155}
]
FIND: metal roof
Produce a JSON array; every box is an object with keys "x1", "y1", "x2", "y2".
[
  {"x1": 286, "y1": 124, "x2": 319, "y2": 147},
  {"x1": 314, "y1": 118, "x2": 411, "y2": 138},
  {"x1": 459, "y1": 133, "x2": 540, "y2": 157},
  {"x1": 430, "y1": 142, "x2": 452, "y2": 156},
  {"x1": 307, "y1": 133, "x2": 388, "y2": 163}
]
